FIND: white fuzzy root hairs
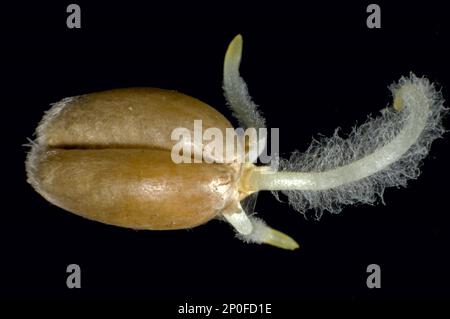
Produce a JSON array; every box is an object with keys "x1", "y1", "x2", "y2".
[
  {"x1": 222, "y1": 35, "x2": 301, "y2": 249},
  {"x1": 249, "y1": 74, "x2": 446, "y2": 218},
  {"x1": 223, "y1": 34, "x2": 266, "y2": 129}
]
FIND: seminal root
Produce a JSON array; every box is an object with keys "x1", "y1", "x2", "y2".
[{"x1": 223, "y1": 35, "x2": 446, "y2": 249}]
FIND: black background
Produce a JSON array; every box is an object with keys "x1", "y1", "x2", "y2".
[{"x1": 2, "y1": 0, "x2": 450, "y2": 308}]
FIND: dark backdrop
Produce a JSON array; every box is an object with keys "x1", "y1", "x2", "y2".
[{"x1": 2, "y1": 0, "x2": 449, "y2": 307}]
